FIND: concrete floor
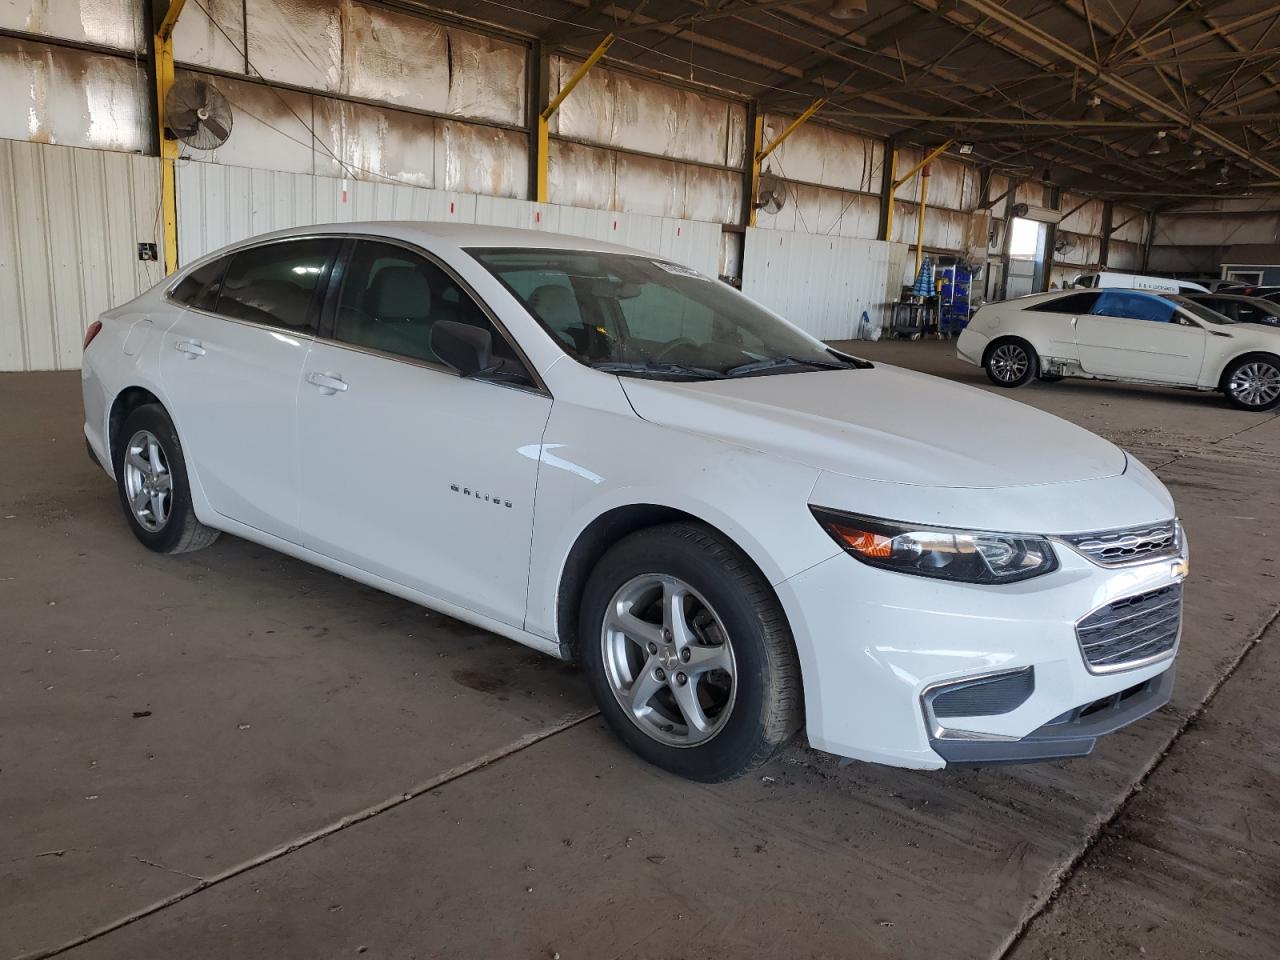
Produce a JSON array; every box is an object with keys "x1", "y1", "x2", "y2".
[{"x1": 2, "y1": 341, "x2": 1277, "y2": 960}]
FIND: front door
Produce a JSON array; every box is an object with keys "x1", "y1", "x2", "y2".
[
  {"x1": 1075, "y1": 291, "x2": 1207, "y2": 384},
  {"x1": 295, "y1": 239, "x2": 551, "y2": 628},
  {"x1": 158, "y1": 237, "x2": 339, "y2": 541}
]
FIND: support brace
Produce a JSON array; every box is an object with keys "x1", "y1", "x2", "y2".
[
  {"x1": 885, "y1": 139, "x2": 953, "y2": 246},
  {"x1": 536, "y1": 33, "x2": 615, "y2": 203}
]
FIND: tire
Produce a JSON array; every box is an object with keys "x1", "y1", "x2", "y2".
[
  {"x1": 1221, "y1": 353, "x2": 1280, "y2": 411},
  {"x1": 984, "y1": 338, "x2": 1038, "y2": 388},
  {"x1": 579, "y1": 523, "x2": 802, "y2": 782},
  {"x1": 113, "y1": 403, "x2": 220, "y2": 554}
]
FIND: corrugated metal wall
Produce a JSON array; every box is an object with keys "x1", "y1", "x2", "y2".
[
  {"x1": 0, "y1": 139, "x2": 163, "y2": 371},
  {"x1": 173, "y1": 160, "x2": 723, "y2": 278},
  {"x1": 741, "y1": 228, "x2": 901, "y2": 340}
]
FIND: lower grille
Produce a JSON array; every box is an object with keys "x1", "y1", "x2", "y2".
[
  {"x1": 929, "y1": 668, "x2": 1035, "y2": 719},
  {"x1": 1076, "y1": 583, "x2": 1182, "y2": 672}
]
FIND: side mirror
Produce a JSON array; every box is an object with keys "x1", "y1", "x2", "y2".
[{"x1": 431, "y1": 320, "x2": 493, "y2": 376}]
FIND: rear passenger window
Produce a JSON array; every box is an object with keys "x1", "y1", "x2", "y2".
[
  {"x1": 215, "y1": 239, "x2": 338, "y2": 332},
  {"x1": 1028, "y1": 292, "x2": 1099, "y2": 314},
  {"x1": 1091, "y1": 292, "x2": 1174, "y2": 323},
  {"x1": 170, "y1": 256, "x2": 230, "y2": 312}
]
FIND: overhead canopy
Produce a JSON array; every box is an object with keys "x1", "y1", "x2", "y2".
[{"x1": 418, "y1": 0, "x2": 1280, "y2": 203}]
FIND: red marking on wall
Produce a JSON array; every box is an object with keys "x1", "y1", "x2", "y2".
[
  {"x1": 535, "y1": 210, "x2": 541, "y2": 223},
  {"x1": 450, "y1": 201, "x2": 456, "y2": 214},
  {"x1": 613, "y1": 220, "x2": 618, "y2": 230}
]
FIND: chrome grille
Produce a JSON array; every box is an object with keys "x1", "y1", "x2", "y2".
[
  {"x1": 1062, "y1": 521, "x2": 1179, "y2": 567},
  {"x1": 1076, "y1": 583, "x2": 1182, "y2": 672}
]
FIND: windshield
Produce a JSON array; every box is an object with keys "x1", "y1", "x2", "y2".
[
  {"x1": 468, "y1": 248, "x2": 862, "y2": 379},
  {"x1": 1169, "y1": 295, "x2": 1234, "y2": 325}
]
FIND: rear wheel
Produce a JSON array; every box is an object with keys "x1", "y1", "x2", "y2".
[
  {"x1": 113, "y1": 404, "x2": 219, "y2": 553},
  {"x1": 579, "y1": 523, "x2": 801, "y2": 782},
  {"x1": 1222, "y1": 354, "x2": 1280, "y2": 411},
  {"x1": 984, "y1": 338, "x2": 1037, "y2": 387}
]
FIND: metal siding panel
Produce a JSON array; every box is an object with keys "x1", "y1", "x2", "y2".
[
  {"x1": 742, "y1": 228, "x2": 893, "y2": 340},
  {"x1": 0, "y1": 140, "x2": 25, "y2": 369},
  {"x1": 13, "y1": 141, "x2": 57, "y2": 369}
]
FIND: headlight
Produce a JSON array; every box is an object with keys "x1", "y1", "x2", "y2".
[{"x1": 810, "y1": 508, "x2": 1058, "y2": 584}]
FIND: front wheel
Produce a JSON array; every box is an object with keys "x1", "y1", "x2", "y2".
[
  {"x1": 984, "y1": 339, "x2": 1037, "y2": 387},
  {"x1": 1222, "y1": 354, "x2": 1280, "y2": 411},
  {"x1": 579, "y1": 523, "x2": 802, "y2": 782}
]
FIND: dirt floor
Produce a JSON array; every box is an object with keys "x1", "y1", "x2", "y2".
[{"x1": 2, "y1": 340, "x2": 1277, "y2": 960}]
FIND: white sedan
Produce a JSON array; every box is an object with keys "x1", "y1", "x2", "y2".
[
  {"x1": 83, "y1": 223, "x2": 1186, "y2": 781},
  {"x1": 958, "y1": 288, "x2": 1280, "y2": 410}
]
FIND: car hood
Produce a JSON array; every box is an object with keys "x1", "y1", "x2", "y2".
[{"x1": 619, "y1": 363, "x2": 1128, "y2": 488}]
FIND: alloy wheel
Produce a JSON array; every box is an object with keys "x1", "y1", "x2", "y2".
[
  {"x1": 122, "y1": 429, "x2": 173, "y2": 532},
  {"x1": 1228, "y1": 361, "x2": 1280, "y2": 408},
  {"x1": 990, "y1": 343, "x2": 1029, "y2": 382},
  {"x1": 600, "y1": 574, "x2": 737, "y2": 748}
]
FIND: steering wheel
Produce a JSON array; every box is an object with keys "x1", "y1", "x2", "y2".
[{"x1": 653, "y1": 337, "x2": 697, "y2": 361}]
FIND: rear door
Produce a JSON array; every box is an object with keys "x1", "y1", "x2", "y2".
[
  {"x1": 1019, "y1": 291, "x2": 1097, "y2": 361},
  {"x1": 1074, "y1": 291, "x2": 1207, "y2": 384},
  {"x1": 158, "y1": 237, "x2": 340, "y2": 541}
]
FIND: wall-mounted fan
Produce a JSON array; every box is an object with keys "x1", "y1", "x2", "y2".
[
  {"x1": 164, "y1": 78, "x2": 234, "y2": 151},
  {"x1": 755, "y1": 172, "x2": 787, "y2": 216}
]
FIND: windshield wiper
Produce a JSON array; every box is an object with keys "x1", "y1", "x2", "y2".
[
  {"x1": 590, "y1": 360, "x2": 726, "y2": 380},
  {"x1": 723, "y1": 354, "x2": 856, "y2": 378}
]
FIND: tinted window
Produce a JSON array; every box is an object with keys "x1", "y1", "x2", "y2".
[
  {"x1": 1235, "y1": 302, "x2": 1280, "y2": 325},
  {"x1": 170, "y1": 256, "x2": 229, "y2": 311},
  {"x1": 334, "y1": 240, "x2": 525, "y2": 374},
  {"x1": 1028, "y1": 292, "x2": 1099, "y2": 314},
  {"x1": 216, "y1": 238, "x2": 337, "y2": 332},
  {"x1": 471, "y1": 248, "x2": 845, "y2": 377},
  {"x1": 492, "y1": 268, "x2": 585, "y2": 352},
  {"x1": 1091, "y1": 291, "x2": 1174, "y2": 323}
]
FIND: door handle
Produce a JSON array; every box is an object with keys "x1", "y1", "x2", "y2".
[
  {"x1": 175, "y1": 340, "x2": 206, "y2": 357},
  {"x1": 305, "y1": 371, "x2": 348, "y2": 395}
]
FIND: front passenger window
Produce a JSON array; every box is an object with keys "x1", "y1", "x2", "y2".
[{"x1": 334, "y1": 241, "x2": 528, "y2": 377}]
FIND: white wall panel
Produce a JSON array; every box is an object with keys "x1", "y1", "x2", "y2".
[
  {"x1": 741, "y1": 228, "x2": 895, "y2": 340},
  {"x1": 174, "y1": 160, "x2": 722, "y2": 278},
  {"x1": 0, "y1": 139, "x2": 162, "y2": 371}
]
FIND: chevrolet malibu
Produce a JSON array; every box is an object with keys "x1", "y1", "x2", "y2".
[{"x1": 82, "y1": 223, "x2": 1187, "y2": 782}]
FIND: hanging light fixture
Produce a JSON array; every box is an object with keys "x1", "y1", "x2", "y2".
[
  {"x1": 1146, "y1": 130, "x2": 1171, "y2": 155},
  {"x1": 1084, "y1": 94, "x2": 1106, "y2": 123},
  {"x1": 1187, "y1": 148, "x2": 1206, "y2": 172}
]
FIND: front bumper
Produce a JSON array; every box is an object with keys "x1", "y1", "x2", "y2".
[
  {"x1": 929, "y1": 669, "x2": 1173, "y2": 764},
  {"x1": 775, "y1": 526, "x2": 1186, "y2": 769}
]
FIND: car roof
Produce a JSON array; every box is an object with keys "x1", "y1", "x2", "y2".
[{"x1": 228, "y1": 220, "x2": 647, "y2": 257}]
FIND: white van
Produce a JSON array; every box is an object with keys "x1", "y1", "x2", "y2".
[{"x1": 1071, "y1": 271, "x2": 1209, "y2": 294}]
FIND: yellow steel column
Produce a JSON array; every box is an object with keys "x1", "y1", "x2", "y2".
[
  {"x1": 915, "y1": 164, "x2": 931, "y2": 278},
  {"x1": 747, "y1": 114, "x2": 763, "y2": 227},
  {"x1": 888, "y1": 139, "x2": 952, "y2": 252},
  {"x1": 154, "y1": 0, "x2": 187, "y2": 275},
  {"x1": 537, "y1": 33, "x2": 615, "y2": 203}
]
